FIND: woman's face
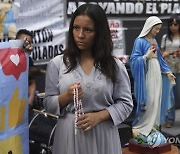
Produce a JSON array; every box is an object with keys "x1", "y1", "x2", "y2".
[
  {"x1": 73, "y1": 15, "x2": 95, "y2": 53},
  {"x1": 150, "y1": 24, "x2": 162, "y2": 37},
  {"x1": 169, "y1": 20, "x2": 179, "y2": 33}
]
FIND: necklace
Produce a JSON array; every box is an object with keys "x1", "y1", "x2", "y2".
[{"x1": 73, "y1": 84, "x2": 84, "y2": 134}]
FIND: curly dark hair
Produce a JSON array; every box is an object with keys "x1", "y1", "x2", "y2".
[
  {"x1": 16, "y1": 29, "x2": 33, "y2": 39},
  {"x1": 63, "y1": 4, "x2": 117, "y2": 82}
]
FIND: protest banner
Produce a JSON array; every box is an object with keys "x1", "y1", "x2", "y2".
[{"x1": 0, "y1": 40, "x2": 29, "y2": 154}]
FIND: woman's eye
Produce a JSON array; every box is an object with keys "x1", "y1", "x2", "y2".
[
  {"x1": 73, "y1": 26, "x2": 79, "y2": 30},
  {"x1": 85, "y1": 28, "x2": 94, "y2": 33}
]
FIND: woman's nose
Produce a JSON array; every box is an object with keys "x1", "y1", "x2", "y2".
[{"x1": 78, "y1": 29, "x2": 85, "y2": 38}]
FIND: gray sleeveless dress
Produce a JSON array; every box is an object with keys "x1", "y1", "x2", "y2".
[{"x1": 43, "y1": 55, "x2": 133, "y2": 154}]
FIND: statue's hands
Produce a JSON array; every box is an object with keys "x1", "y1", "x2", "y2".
[
  {"x1": 145, "y1": 47, "x2": 155, "y2": 59},
  {"x1": 167, "y1": 73, "x2": 176, "y2": 85},
  {"x1": 132, "y1": 128, "x2": 140, "y2": 138}
]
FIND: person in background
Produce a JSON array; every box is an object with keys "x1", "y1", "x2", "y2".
[
  {"x1": 130, "y1": 16, "x2": 175, "y2": 141},
  {"x1": 174, "y1": 50, "x2": 180, "y2": 57},
  {"x1": 44, "y1": 4, "x2": 133, "y2": 154},
  {"x1": 160, "y1": 14, "x2": 180, "y2": 128},
  {"x1": 16, "y1": 29, "x2": 36, "y2": 109}
]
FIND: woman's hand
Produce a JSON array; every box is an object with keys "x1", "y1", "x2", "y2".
[
  {"x1": 163, "y1": 50, "x2": 179, "y2": 58},
  {"x1": 66, "y1": 83, "x2": 83, "y2": 101},
  {"x1": 71, "y1": 83, "x2": 83, "y2": 98},
  {"x1": 76, "y1": 112, "x2": 101, "y2": 131},
  {"x1": 76, "y1": 110, "x2": 110, "y2": 131},
  {"x1": 163, "y1": 51, "x2": 171, "y2": 58},
  {"x1": 58, "y1": 83, "x2": 83, "y2": 108},
  {"x1": 173, "y1": 49, "x2": 180, "y2": 58}
]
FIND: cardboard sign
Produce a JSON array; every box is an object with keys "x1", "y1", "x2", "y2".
[{"x1": 0, "y1": 40, "x2": 29, "y2": 154}]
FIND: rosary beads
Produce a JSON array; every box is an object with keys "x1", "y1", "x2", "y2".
[{"x1": 73, "y1": 84, "x2": 84, "y2": 134}]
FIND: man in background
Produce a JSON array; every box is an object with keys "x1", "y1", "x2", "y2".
[{"x1": 16, "y1": 29, "x2": 36, "y2": 109}]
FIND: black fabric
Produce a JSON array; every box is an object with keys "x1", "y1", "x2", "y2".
[
  {"x1": 29, "y1": 56, "x2": 34, "y2": 67},
  {"x1": 29, "y1": 57, "x2": 35, "y2": 82}
]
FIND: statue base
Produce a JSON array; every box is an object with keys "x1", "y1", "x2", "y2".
[{"x1": 128, "y1": 139, "x2": 171, "y2": 154}]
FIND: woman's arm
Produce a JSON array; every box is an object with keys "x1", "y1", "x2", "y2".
[
  {"x1": 44, "y1": 57, "x2": 83, "y2": 115},
  {"x1": 106, "y1": 60, "x2": 134, "y2": 126},
  {"x1": 43, "y1": 59, "x2": 61, "y2": 115}
]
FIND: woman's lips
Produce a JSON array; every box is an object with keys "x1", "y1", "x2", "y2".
[{"x1": 77, "y1": 42, "x2": 85, "y2": 46}]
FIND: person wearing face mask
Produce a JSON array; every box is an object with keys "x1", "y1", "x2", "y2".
[{"x1": 161, "y1": 14, "x2": 180, "y2": 128}]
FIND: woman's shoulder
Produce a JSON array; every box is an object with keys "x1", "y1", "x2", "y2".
[
  {"x1": 50, "y1": 54, "x2": 63, "y2": 63},
  {"x1": 114, "y1": 57, "x2": 125, "y2": 68},
  {"x1": 162, "y1": 34, "x2": 167, "y2": 40},
  {"x1": 48, "y1": 54, "x2": 64, "y2": 68}
]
